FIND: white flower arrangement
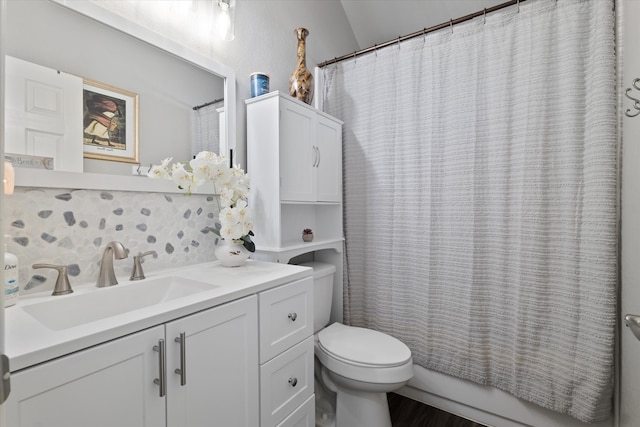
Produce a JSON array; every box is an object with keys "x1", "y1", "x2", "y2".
[{"x1": 148, "y1": 151, "x2": 255, "y2": 252}]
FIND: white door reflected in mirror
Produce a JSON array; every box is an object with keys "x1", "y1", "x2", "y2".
[{"x1": 4, "y1": 56, "x2": 83, "y2": 172}]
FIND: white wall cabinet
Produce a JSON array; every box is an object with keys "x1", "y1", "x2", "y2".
[
  {"x1": 7, "y1": 296, "x2": 259, "y2": 427},
  {"x1": 247, "y1": 91, "x2": 344, "y2": 262},
  {"x1": 277, "y1": 98, "x2": 342, "y2": 203}
]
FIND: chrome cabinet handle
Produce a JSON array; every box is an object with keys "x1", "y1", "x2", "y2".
[
  {"x1": 625, "y1": 314, "x2": 640, "y2": 341},
  {"x1": 153, "y1": 339, "x2": 166, "y2": 397},
  {"x1": 174, "y1": 332, "x2": 187, "y2": 386},
  {"x1": 288, "y1": 312, "x2": 298, "y2": 322},
  {"x1": 316, "y1": 146, "x2": 321, "y2": 168},
  {"x1": 312, "y1": 146, "x2": 318, "y2": 167},
  {"x1": 288, "y1": 377, "x2": 298, "y2": 387}
]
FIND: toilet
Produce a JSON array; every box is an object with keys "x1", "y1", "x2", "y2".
[{"x1": 300, "y1": 262, "x2": 413, "y2": 427}]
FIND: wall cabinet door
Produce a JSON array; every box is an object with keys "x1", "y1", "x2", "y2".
[
  {"x1": 166, "y1": 295, "x2": 259, "y2": 427},
  {"x1": 279, "y1": 97, "x2": 342, "y2": 203},
  {"x1": 315, "y1": 114, "x2": 342, "y2": 202},
  {"x1": 6, "y1": 326, "x2": 166, "y2": 427},
  {"x1": 280, "y1": 99, "x2": 316, "y2": 202}
]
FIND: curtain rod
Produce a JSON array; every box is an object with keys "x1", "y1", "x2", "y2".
[
  {"x1": 318, "y1": 0, "x2": 528, "y2": 68},
  {"x1": 193, "y1": 97, "x2": 224, "y2": 111}
]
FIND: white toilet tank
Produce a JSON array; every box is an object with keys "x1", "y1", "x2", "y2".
[{"x1": 299, "y1": 261, "x2": 336, "y2": 333}]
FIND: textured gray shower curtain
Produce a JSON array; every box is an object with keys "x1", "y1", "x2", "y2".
[{"x1": 321, "y1": 0, "x2": 617, "y2": 422}]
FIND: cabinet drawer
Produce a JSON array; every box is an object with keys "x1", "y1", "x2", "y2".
[
  {"x1": 276, "y1": 394, "x2": 315, "y2": 427},
  {"x1": 260, "y1": 336, "x2": 314, "y2": 427},
  {"x1": 259, "y1": 277, "x2": 313, "y2": 363}
]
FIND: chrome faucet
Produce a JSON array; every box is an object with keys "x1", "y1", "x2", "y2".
[{"x1": 97, "y1": 241, "x2": 128, "y2": 287}]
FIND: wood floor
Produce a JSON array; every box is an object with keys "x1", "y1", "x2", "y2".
[{"x1": 388, "y1": 393, "x2": 488, "y2": 427}]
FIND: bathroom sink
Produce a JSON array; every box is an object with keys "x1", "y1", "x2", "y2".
[{"x1": 22, "y1": 276, "x2": 217, "y2": 331}]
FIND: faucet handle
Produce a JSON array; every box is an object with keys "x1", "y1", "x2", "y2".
[
  {"x1": 130, "y1": 250, "x2": 158, "y2": 281},
  {"x1": 32, "y1": 264, "x2": 73, "y2": 296}
]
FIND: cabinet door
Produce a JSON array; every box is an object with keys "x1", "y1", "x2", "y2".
[
  {"x1": 166, "y1": 295, "x2": 259, "y2": 427},
  {"x1": 280, "y1": 100, "x2": 316, "y2": 202},
  {"x1": 6, "y1": 326, "x2": 166, "y2": 427},
  {"x1": 315, "y1": 115, "x2": 342, "y2": 202}
]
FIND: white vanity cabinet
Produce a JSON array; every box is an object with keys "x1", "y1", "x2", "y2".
[
  {"x1": 258, "y1": 277, "x2": 315, "y2": 426},
  {"x1": 6, "y1": 326, "x2": 166, "y2": 427},
  {"x1": 7, "y1": 295, "x2": 259, "y2": 427},
  {"x1": 165, "y1": 295, "x2": 259, "y2": 427},
  {"x1": 247, "y1": 91, "x2": 344, "y2": 262}
]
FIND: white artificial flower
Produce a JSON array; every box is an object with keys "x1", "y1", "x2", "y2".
[
  {"x1": 147, "y1": 164, "x2": 168, "y2": 179},
  {"x1": 219, "y1": 187, "x2": 235, "y2": 208},
  {"x1": 171, "y1": 163, "x2": 194, "y2": 191},
  {"x1": 220, "y1": 222, "x2": 243, "y2": 241},
  {"x1": 149, "y1": 151, "x2": 254, "y2": 246}
]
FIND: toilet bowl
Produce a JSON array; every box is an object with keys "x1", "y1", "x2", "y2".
[
  {"x1": 315, "y1": 323, "x2": 413, "y2": 427},
  {"x1": 299, "y1": 262, "x2": 414, "y2": 427}
]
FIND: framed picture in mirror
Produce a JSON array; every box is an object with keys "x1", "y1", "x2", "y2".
[{"x1": 83, "y1": 79, "x2": 139, "y2": 163}]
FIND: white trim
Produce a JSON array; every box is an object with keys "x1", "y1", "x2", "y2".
[{"x1": 14, "y1": 168, "x2": 209, "y2": 194}]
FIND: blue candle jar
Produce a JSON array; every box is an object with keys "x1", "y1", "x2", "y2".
[{"x1": 250, "y1": 72, "x2": 270, "y2": 98}]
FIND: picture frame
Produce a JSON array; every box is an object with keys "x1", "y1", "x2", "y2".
[{"x1": 82, "y1": 79, "x2": 139, "y2": 163}]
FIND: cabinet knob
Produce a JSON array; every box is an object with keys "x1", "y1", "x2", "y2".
[
  {"x1": 288, "y1": 377, "x2": 298, "y2": 387},
  {"x1": 288, "y1": 312, "x2": 298, "y2": 322}
]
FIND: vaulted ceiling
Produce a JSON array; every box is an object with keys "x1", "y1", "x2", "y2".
[{"x1": 339, "y1": 0, "x2": 508, "y2": 49}]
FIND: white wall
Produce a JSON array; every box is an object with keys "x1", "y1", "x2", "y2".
[{"x1": 93, "y1": 0, "x2": 360, "y2": 169}]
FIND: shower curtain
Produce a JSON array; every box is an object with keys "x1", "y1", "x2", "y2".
[
  {"x1": 320, "y1": 0, "x2": 617, "y2": 422},
  {"x1": 191, "y1": 103, "x2": 220, "y2": 157}
]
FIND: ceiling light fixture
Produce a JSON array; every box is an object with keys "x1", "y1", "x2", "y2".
[{"x1": 216, "y1": 0, "x2": 236, "y2": 41}]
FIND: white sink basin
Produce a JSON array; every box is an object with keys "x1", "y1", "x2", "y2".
[{"x1": 22, "y1": 276, "x2": 217, "y2": 331}]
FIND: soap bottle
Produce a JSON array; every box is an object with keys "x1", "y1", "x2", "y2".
[{"x1": 4, "y1": 240, "x2": 19, "y2": 307}]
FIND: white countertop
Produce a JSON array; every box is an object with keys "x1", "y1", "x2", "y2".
[{"x1": 6, "y1": 260, "x2": 312, "y2": 372}]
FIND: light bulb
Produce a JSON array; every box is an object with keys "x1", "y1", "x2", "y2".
[{"x1": 216, "y1": 0, "x2": 235, "y2": 41}]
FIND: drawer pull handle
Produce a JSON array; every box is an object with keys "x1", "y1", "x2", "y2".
[
  {"x1": 288, "y1": 312, "x2": 298, "y2": 321},
  {"x1": 288, "y1": 377, "x2": 298, "y2": 387}
]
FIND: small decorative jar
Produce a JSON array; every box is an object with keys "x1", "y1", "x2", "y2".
[{"x1": 302, "y1": 228, "x2": 313, "y2": 242}]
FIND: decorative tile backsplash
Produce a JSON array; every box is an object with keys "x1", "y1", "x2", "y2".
[{"x1": 3, "y1": 187, "x2": 221, "y2": 295}]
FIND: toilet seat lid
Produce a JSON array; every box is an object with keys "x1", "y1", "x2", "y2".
[{"x1": 317, "y1": 323, "x2": 412, "y2": 367}]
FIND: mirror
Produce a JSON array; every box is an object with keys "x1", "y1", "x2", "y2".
[{"x1": 4, "y1": 0, "x2": 236, "y2": 190}]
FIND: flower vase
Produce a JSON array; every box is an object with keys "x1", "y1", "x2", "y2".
[
  {"x1": 215, "y1": 239, "x2": 249, "y2": 267},
  {"x1": 289, "y1": 27, "x2": 313, "y2": 105}
]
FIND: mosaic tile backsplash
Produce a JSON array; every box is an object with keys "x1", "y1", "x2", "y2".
[{"x1": 4, "y1": 187, "x2": 221, "y2": 296}]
